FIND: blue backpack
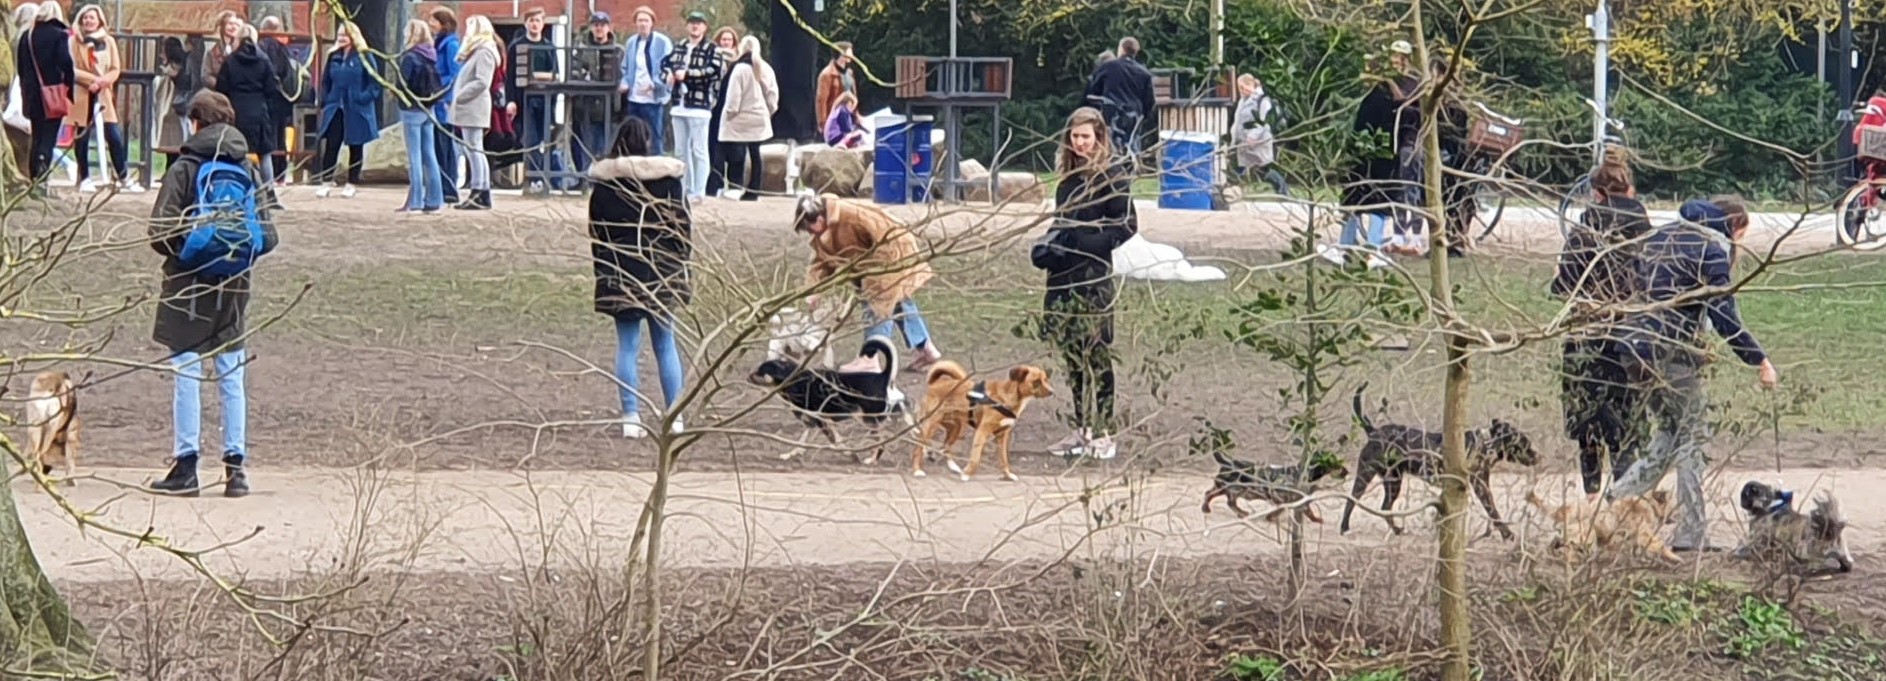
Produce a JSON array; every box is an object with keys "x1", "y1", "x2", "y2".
[{"x1": 177, "y1": 159, "x2": 270, "y2": 278}]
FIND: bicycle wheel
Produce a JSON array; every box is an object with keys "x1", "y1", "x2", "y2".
[
  {"x1": 1474, "y1": 175, "x2": 1508, "y2": 242},
  {"x1": 1557, "y1": 174, "x2": 1594, "y2": 240},
  {"x1": 1835, "y1": 181, "x2": 1886, "y2": 251}
]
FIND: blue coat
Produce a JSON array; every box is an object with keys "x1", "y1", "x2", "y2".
[
  {"x1": 1626, "y1": 199, "x2": 1767, "y2": 367},
  {"x1": 319, "y1": 49, "x2": 382, "y2": 146},
  {"x1": 433, "y1": 32, "x2": 460, "y2": 123}
]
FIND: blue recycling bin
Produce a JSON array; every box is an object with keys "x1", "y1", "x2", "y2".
[
  {"x1": 874, "y1": 116, "x2": 935, "y2": 205},
  {"x1": 1158, "y1": 131, "x2": 1216, "y2": 211}
]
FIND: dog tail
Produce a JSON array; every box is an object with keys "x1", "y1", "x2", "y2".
[
  {"x1": 926, "y1": 360, "x2": 968, "y2": 386},
  {"x1": 1351, "y1": 383, "x2": 1375, "y2": 434},
  {"x1": 861, "y1": 335, "x2": 898, "y2": 381}
]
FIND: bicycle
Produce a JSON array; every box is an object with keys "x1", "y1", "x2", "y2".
[
  {"x1": 1464, "y1": 102, "x2": 1520, "y2": 243},
  {"x1": 1835, "y1": 98, "x2": 1886, "y2": 251},
  {"x1": 1555, "y1": 98, "x2": 1628, "y2": 241}
]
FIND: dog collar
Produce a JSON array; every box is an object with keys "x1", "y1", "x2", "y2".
[
  {"x1": 968, "y1": 381, "x2": 1019, "y2": 419},
  {"x1": 1765, "y1": 490, "x2": 1794, "y2": 516}
]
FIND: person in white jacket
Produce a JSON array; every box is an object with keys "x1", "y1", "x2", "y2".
[
  {"x1": 718, "y1": 35, "x2": 775, "y2": 201},
  {"x1": 1231, "y1": 74, "x2": 1288, "y2": 197}
]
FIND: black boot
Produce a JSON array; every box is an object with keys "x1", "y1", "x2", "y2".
[
  {"x1": 477, "y1": 189, "x2": 493, "y2": 209},
  {"x1": 453, "y1": 191, "x2": 479, "y2": 210},
  {"x1": 222, "y1": 453, "x2": 250, "y2": 498},
  {"x1": 150, "y1": 455, "x2": 200, "y2": 496}
]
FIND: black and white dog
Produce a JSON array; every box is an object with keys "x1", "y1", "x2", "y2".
[
  {"x1": 748, "y1": 336, "x2": 912, "y2": 463},
  {"x1": 1733, "y1": 480, "x2": 1853, "y2": 575}
]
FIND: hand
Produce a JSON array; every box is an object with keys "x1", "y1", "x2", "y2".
[
  {"x1": 805, "y1": 295, "x2": 820, "y2": 312},
  {"x1": 616, "y1": 83, "x2": 629, "y2": 94},
  {"x1": 505, "y1": 102, "x2": 518, "y2": 117},
  {"x1": 88, "y1": 82, "x2": 101, "y2": 93},
  {"x1": 1757, "y1": 359, "x2": 1779, "y2": 389}
]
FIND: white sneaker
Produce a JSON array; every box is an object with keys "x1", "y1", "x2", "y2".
[
  {"x1": 340, "y1": 184, "x2": 357, "y2": 199},
  {"x1": 314, "y1": 184, "x2": 333, "y2": 198},
  {"x1": 1086, "y1": 436, "x2": 1118, "y2": 461},
  {"x1": 671, "y1": 416, "x2": 685, "y2": 434},
  {"x1": 621, "y1": 415, "x2": 649, "y2": 440},
  {"x1": 77, "y1": 179, "x2": 98, "y2": 194},
  {"x1": 1048, "y1": 429, "x2": 1090, "y2": 456},
  {"x1": 118, "y1": 180, "x2": 146, "y2": 194}
]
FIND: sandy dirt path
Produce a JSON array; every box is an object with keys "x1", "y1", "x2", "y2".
[{"x1": 19, "y1": 465, "x2": 1875, "y2": 583}]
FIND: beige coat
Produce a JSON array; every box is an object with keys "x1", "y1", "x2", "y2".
[
  {"x1": 805, "y1": 195, "x2": 933, "y2": 318},
  {"x1": 719, "y1": 57, "x2": 777, "y2": 143},
  {"x1": 68, "y1": 30, "x2": 119, "y2": 126}
]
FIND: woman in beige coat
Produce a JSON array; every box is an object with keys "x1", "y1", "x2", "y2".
[
  {"x1": 796, "y1": 193, "x2": 944, "y2": 373},
  {"x1": 68, "y1": 4, "x2": 135, "y2": 192},
  {"x1": 718, "y1": 35, "x2": 776, "y2": 200}
]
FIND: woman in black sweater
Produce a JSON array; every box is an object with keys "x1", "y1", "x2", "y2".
[
  {"x1": 1552, "y1": 146, "x2": 1651, "y2": 499},
  {"x1": 1032, "y1": 107, "x2": 1136, "y2": 461}
]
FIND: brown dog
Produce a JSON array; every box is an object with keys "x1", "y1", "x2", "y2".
[
  {"x1": 24, "y1": 371, "x2": 80, "y2": 485},
  {"x1": 1527, "y1": 489, "x2": 1679, "y2": 563},
  {"x1": 910, "y1": 361, "x2": 1053, "y2": 481}
]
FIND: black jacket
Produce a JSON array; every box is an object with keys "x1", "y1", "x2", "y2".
[
  {"x1": 588, "y1": 155, "x2": 693, "y2": 318},
  {"x1": 1343, "y1": 81, "x2": 1406, "y2": 209},
  {"x1": 396, "y1": 43, "x2": 442, "y2": 111},
  {"x1": 214, "y1": 41, "x2": 281, "y2": 156},
  {"x1": 148, "y1": 124, "x2": 279, "y2": 354},
  {"x1": 16, "y1": 20, "x2": 74, "y2": 122},
  {"x1": 1034, "y1": 164, "x2": 1136, "y2": 345},
  {"x1": 505, "y1": 34, "x2": 557, "y2": 107},
  {"x1": 259, "y1": 37, "x2": 299, "y2": 124},
  {"x1": 1628, "y1": 200, "x2": 1765, "y2": 367},
  {"x1": 1084, "y1": 57, "x2": 1156, "y2": 136},
  {"x1": 1554, "y1": 194, "x2": 1650, "y2": 306}
]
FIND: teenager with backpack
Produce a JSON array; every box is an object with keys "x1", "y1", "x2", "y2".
[
  {"x1": 1232, "y1": 73, "x2": 1288, "y2": 197},
  {"x1": 147, "y1": 91, "x2": 279, "y2": 498},
  {"x1": 396, "y1": 19, "x2": 445, "y2": 213}
]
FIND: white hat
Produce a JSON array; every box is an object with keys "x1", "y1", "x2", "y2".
[{"x1": 1390, "y1": 40, "x2": 1413, "y2": 56}]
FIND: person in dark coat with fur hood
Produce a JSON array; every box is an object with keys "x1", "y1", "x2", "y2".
[
  {"x1": 146, "y1": 92, "x2": 279, "y2": 500},
  {"x1": 588, "y1": 117, "x2": 692, "y2": 440},
  {"x1": 214, "y1": 25, "x2": 282, "y2": 194}
]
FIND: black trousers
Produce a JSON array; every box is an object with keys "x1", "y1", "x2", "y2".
[
  {"x1": 319, "y1": 131, "x2": 364, "y2": 185},
  {"x1": 706, "y1": 139, "x2": 729, "y2": 195},
  {"x1": 1059, "y1": 334, "x2": 1116, "y2": 434},
  {"x1": 73, "y1": 122, "x2": 129, "y2": 183},
  {"x1": 434, "y1": 120, "x2": 459, "y2": 200},
  {"x1": 1562, "y1": 337, "x2": 1642, "y2": 495},
  {"x1": 28, "y1": 118, "x2": 61, "y2": 184},
  {"x1": 725, "y1": 142, "x2": 762, "y2": 197}
]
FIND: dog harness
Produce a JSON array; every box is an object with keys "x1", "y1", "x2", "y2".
[
  {"x1": 967, "y1": 381, "x2": 1019, "y2": 424},
  {"x1": 1766, "y1": 489, "x2": 1795, "y2": 516}
]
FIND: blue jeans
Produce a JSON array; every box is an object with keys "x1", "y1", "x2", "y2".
[
  {"x1": 523, "y1": 95, "x2": 569, "y2": 190},
  {"x1": 627, "y1": 101, "x2": 666, "y2": 156},
  {"x1": 864, "y1": 299, "x2": 932, "y2": 350},
  {"x1": 434, "y1": 118, "x2": 460, "y2": 201},
  {"x1": 673, "y1": 112, "x2": 711, "y2": 198},
  {"x1": 1340, "y1": 212, "x2": 1392, "y2": 247},
  {"x1": 615, "y1": 314, "x2": 686, "y2": 418},
  {"x1": 570, "y1": 117, "x2": 610, "y2": 178},
  {"x1": 399, "y1": 110, "x2": 443, "y2": 210},
  {"x1": 173, "y1": 350, "x2": 247, "y2": 459}
]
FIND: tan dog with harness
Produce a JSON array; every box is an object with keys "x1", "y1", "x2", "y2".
[{"x1": 910, "y1": 361, "x2": 1054, "y2": 481}]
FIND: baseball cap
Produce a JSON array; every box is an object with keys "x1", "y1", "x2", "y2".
[
  {"x1": 686, "y1": 11, "x2": 709, "y2": 23},
  {"x1": 1389, "y1": 40, "x2": 1413, "y2": 55},
  {"x1": 589, "y1": 11, "x2": 612, "y2": 24},
  {"x1": 793, "y1": 193, "x2": 827, "y2": 232}
]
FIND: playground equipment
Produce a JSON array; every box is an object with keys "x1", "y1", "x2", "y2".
[{"x1": 888, "y1": 55, "x2": 1013, "y2": 203}]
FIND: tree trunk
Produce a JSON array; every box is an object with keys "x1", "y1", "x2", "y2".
[
  {"x1": 1410, "y1": 7, "x2": 1474, "y2": 681},
  {"x1": 0, "y1": 472, "x2": 105, "y2": 678}
]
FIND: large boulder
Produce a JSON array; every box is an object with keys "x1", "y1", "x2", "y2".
[
  {"x1": 800, "y1": 148, "x2": 868, "y2": 197},
  {"x1": 360, "y1": 123, "x2": 407, "y2": 184},
  {"x1": 965, "y1": 171, "x2": 1048, "y2": 205}
]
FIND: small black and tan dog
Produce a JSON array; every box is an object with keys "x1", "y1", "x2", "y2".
[
  {"x1": 748, "y1": 336, "x2": 909, "y2": 463},
  {"x1": 1733, "y1": 480, "x2": 1853, "y2": 575},
  {"x1": 1339, "y1": 385, "x2": 1540, "y2": 540},
  {"x1": 1202, "y1": 450, "x2": 1349, "y2": 522}
]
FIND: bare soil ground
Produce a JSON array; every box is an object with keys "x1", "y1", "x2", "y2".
[{"x1": 9, "y1": 187, "x2": 1886, "y2": 679}]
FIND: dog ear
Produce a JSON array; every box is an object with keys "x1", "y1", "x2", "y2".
[{"x1": 1009, "y1": 366, "x2": 1030, "y2": 383}]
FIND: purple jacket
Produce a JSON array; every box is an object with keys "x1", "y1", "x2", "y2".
[{"x1": 823, "y1": 105, "x2": 860, "y2": 146}]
